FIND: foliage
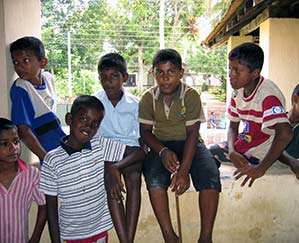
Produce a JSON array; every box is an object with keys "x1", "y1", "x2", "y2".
[
  {"x1": 208, "y1": 85, "x2": 226, "y2": 102},
  {"x1": 41, "y1": 0, "x2": 229, "y2": 102}
]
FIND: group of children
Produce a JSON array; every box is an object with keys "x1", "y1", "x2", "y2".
[{"x1": 0, "y1": 36, "x2": 298, "y2": 243}]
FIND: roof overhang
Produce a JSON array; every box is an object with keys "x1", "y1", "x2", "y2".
[{"x1": 203, "y1": 0, "x2": 299, "y2": 48}]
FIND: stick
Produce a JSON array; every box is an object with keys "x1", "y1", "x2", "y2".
[{"x1": 175, "y1": 194, "x2": 182, "y2": 243}]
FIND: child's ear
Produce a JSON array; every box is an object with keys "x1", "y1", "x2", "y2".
[
  {"x1": 180, "y1": 68, "x2": 185, "y2": 79},
  {"x1": 252, "y1": 68, "x2": 261, "y2": 79},
  {"x1": 294, "y1": 94, "x2": 299, "y2": 104},
  {"x1": 65, "y1": 112, "x2": 72, "y2": 126},
  {"x1": 40, "y1": 58, "x2": 48, "y2": 69},
  {"x1": 123, "y1": 73, "x2": 129, "y2": 83}
]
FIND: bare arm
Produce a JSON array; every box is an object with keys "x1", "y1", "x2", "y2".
[
  {"x1": 171, "y1": 122, "x2": 199, "y2": 195},
  {"x1": 227, "y1": 121, "x2": 239, "y2": 154},
  {"x1": 235, "y1": 122, "x2": 293, "y2": 186},
  {"x1": 105, "y1": 145, "x2": 145, "y2": 201},
  {"x1": 279, "y1": 151, "x2": 299, "y2": 179},
  {"x1": 27, "y1": 205, "x2": 46, "y2": 243},
  {"x1": 140, "y1": 123, "x2": 180, "y2": 173},
  {"x1": 227, "y1": 121, "x2": 250, "y2": 169},
  {"x1": 18, "y1": 124, "x2": 47, "y2": 160},
  {"x1": 46, "y1": 195, "x2": 61, "y2": 243}
]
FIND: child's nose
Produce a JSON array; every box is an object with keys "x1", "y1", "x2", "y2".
[
  {"x1": 162, "y1": 73, "x2": 170, "y2": 81},
  {"x1": 9, "y1": 143, "x2": 18, "y2": 151}
]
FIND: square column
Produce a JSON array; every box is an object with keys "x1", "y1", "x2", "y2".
[{"x1": 260, "y1": 18, "x2": 299, "y2": 110}]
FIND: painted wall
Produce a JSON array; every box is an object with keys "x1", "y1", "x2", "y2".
[
  {"x1": 0, "y1": 0, "x2": 41, "y2": 163},
  {"x1": 260, "y1": 18, "x2": 299, "y2": 110},
  {"x1": 0, "y1": 0, "x2": 41, "y2": 118}
]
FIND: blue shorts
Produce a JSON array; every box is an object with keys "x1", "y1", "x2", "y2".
[
  {"x1": 208, "y1": 141, "x2": 260, "y2": 165},
  {"x1": 143, "y1": 141, "x2": 221, "y2": 192}
]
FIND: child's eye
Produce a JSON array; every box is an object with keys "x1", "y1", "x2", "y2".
[
  {"x1": 168, "y1": 70, "x2": 176, "y2": 76},
  {"x1": 154, "y1": 70, "x2": 163, "y2": 76},
  {"x1": 80, "y1": 117, "x2": 88, "y2": 123},
  {"x1": 24, "y1": 58, "x2": 30, "y2": 64},
  {"x1": 91, "y1": 123, "x2": 100, "y2": 129},
  {"x1": 12, "y1": 60, "x2": 19, "y2": 66},
  {"x1": 111, "y1": 73, "x2": 120, "y2": 80},
  {"x1": 0, "y1": 142, "x2": 8, "y2": 147},
  {"x1": 13, "y1": 138, "x2": 20, "y2": 145}
]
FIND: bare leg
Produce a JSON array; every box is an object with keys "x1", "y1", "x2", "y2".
[
  {"x1": 105, "y1": 163, "x2": 129, "y2": 243},
  {"x1": 123, "y1": 162, "x2": 142, "y2": 243},
  {"x1": 148, "y1": 188, "x2": 179, "y2": 243},
  {"x1": 198, "y1": 189, "x2": 219, "y2": 243}
]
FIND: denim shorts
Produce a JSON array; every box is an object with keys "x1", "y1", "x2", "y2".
[{"x1": 143, "y1": 141, "x2": 221, "y2": 192}]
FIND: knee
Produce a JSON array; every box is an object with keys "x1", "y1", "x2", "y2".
[{"x1": 124, "y1": 171, "x2": 142, "y2": 189}]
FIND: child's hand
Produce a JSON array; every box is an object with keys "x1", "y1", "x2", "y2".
[
  {"x1": 229, "y1": 151, "x2": 250, "y2": 169},
  {"x1": 106, "y1": 163, "x2": 126, "y2": 201},
  {"x1": 170, "y1": 172, "x2": 190, "y2": 196},
  {"x1": 233, "y1": 164, "x2": 266, "y2": 187},
  {"x1": 161, "y1": 149, "x2": 180, "y2": 173}
]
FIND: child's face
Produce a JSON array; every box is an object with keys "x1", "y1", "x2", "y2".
[
  {"x1": 153, "y1": 61, "x2": 184, "y2": 95},
  {"x1": 292, "y1": 94, "x2": 299, "y2": 116},
  {"x1": 67, "y1": 107, "x2": 104, "y2": 150},
  {"x1": 0, "y1": 128, "x2": 21, "y2": 164},
  {"x1": 99, "y1": 68, "x2": 128, "y2": 101},
  {"x1": 11, "y1": 50, "x2": 47, "y2": 85},
  {"x1": 229, "y1": 59, "x2": 260, "y2": 91}
]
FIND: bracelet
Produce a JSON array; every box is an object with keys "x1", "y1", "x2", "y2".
[{"x1": 158, "y1": 147, "x2": 168, "y2": 157}]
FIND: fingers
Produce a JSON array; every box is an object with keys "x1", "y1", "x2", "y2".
[{"x1": 170, "y1": 174, "x2": 190, "y2": 195}]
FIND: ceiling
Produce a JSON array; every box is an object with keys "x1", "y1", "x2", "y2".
[{"x1": 203, "y1": 0, "x2": 299, "y2": 48}]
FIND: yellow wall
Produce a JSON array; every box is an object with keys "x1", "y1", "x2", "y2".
[
  {"x1": 0, "y1": 0, "x2": 41, "y2": 118},
  {"x1": 260, "y1": 18, "x2": 299, "y2": 110}
]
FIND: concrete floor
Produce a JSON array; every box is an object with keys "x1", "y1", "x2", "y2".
[{"x1": 29, "y1": 161, "x2": 299, "y2": 243}]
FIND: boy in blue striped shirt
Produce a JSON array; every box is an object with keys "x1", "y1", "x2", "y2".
[{"x1": 39, "y1": 95, "x2": 145, "y2": 243}]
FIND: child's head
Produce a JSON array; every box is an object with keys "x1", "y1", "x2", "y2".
[
  {"x1": 0, "y1": 118, "x2": 20, "y2": 163},
  {"x1": 229, "y1": 42, "x2": 264, "y2": 72},
  {"x1": 9, "y1": 36, "x2": 48, "y2": 84},
  {"x1": 98, "y1": 53, "x2": 128, "y2": 101},
  {"x1": 10, "y1": 36, "x2": 46, "y2": 60},
  {"x1": 291, "y1": 83, "x2": 299, "y2": 105},
  {"x1": 289, "y1": 83, "x2": 299, "y2": 124},
  {"x1": 66, "y1": 95, "x2": 105, "y2": 149},
  {"x1": 152, "y1": 48, "x2": 182, "y2": 70},
  {"x1": 228, "y1": 43, "x2": 263, "y2": 91},
  {"x1": 152, "y1": 49, "x2": 184, "y2": 95}
]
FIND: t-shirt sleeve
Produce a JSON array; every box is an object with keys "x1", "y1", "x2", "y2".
[
  {"x1": 10, "y1": 84, "x2": 35, "y2": 126},
  {"x1": 39, "y1": 154, "x2": 58, "y2": 196},
  {"x1": 138, "y1": 91, "x2": 155, "y2": 125},
  {"x1": 227, "y1": 95, "x2": 241, "y2": 122},
  {"x1": 30, "y1": 166, "x2": 46, "y2": 205},
  {"x1": 262, "y1": 95, "x2": 289, "y2": 133},
  {"x1": 184, "y1": 88, "x2": 206, "y2": 126},
  {"x1": 101, "y1": 137, "x2": 127, "y2": 162}
]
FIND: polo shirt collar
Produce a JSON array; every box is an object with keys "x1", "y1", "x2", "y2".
[
  {"x1": 18, "y1": 159, "x2": 28, "y2": 171},
  {"x1": 153, "y1": 82, "x2": 185, "y2": 100},
  {"x1": 60, "y1": 135, "x2": 92, "y2": 155}
]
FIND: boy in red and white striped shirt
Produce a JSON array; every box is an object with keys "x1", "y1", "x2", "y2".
[
  {"x1": 0, "y1": 117, "x2": 46, "y2": 243},
  {"x1": 209, "y1": 43, "x2": 294, "y2": 187}
]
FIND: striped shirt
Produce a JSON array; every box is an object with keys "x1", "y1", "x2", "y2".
[
  {"x1": 39, "y1": 135, "x2": 126, "y2": 240},
  {"x1": 0, "y1": 159, "x2": 45, "y2": 243},
  {"x1": 227, "y1": 77, "x2": 289, "y2": 160}
]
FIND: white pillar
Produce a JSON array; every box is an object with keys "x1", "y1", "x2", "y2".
[
  {"x1": 0, "y1": 0, "x2": 41, "y2": 164},
  {"x1": 0, "y1": 0, "x2": 41, "y2": 118}
]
